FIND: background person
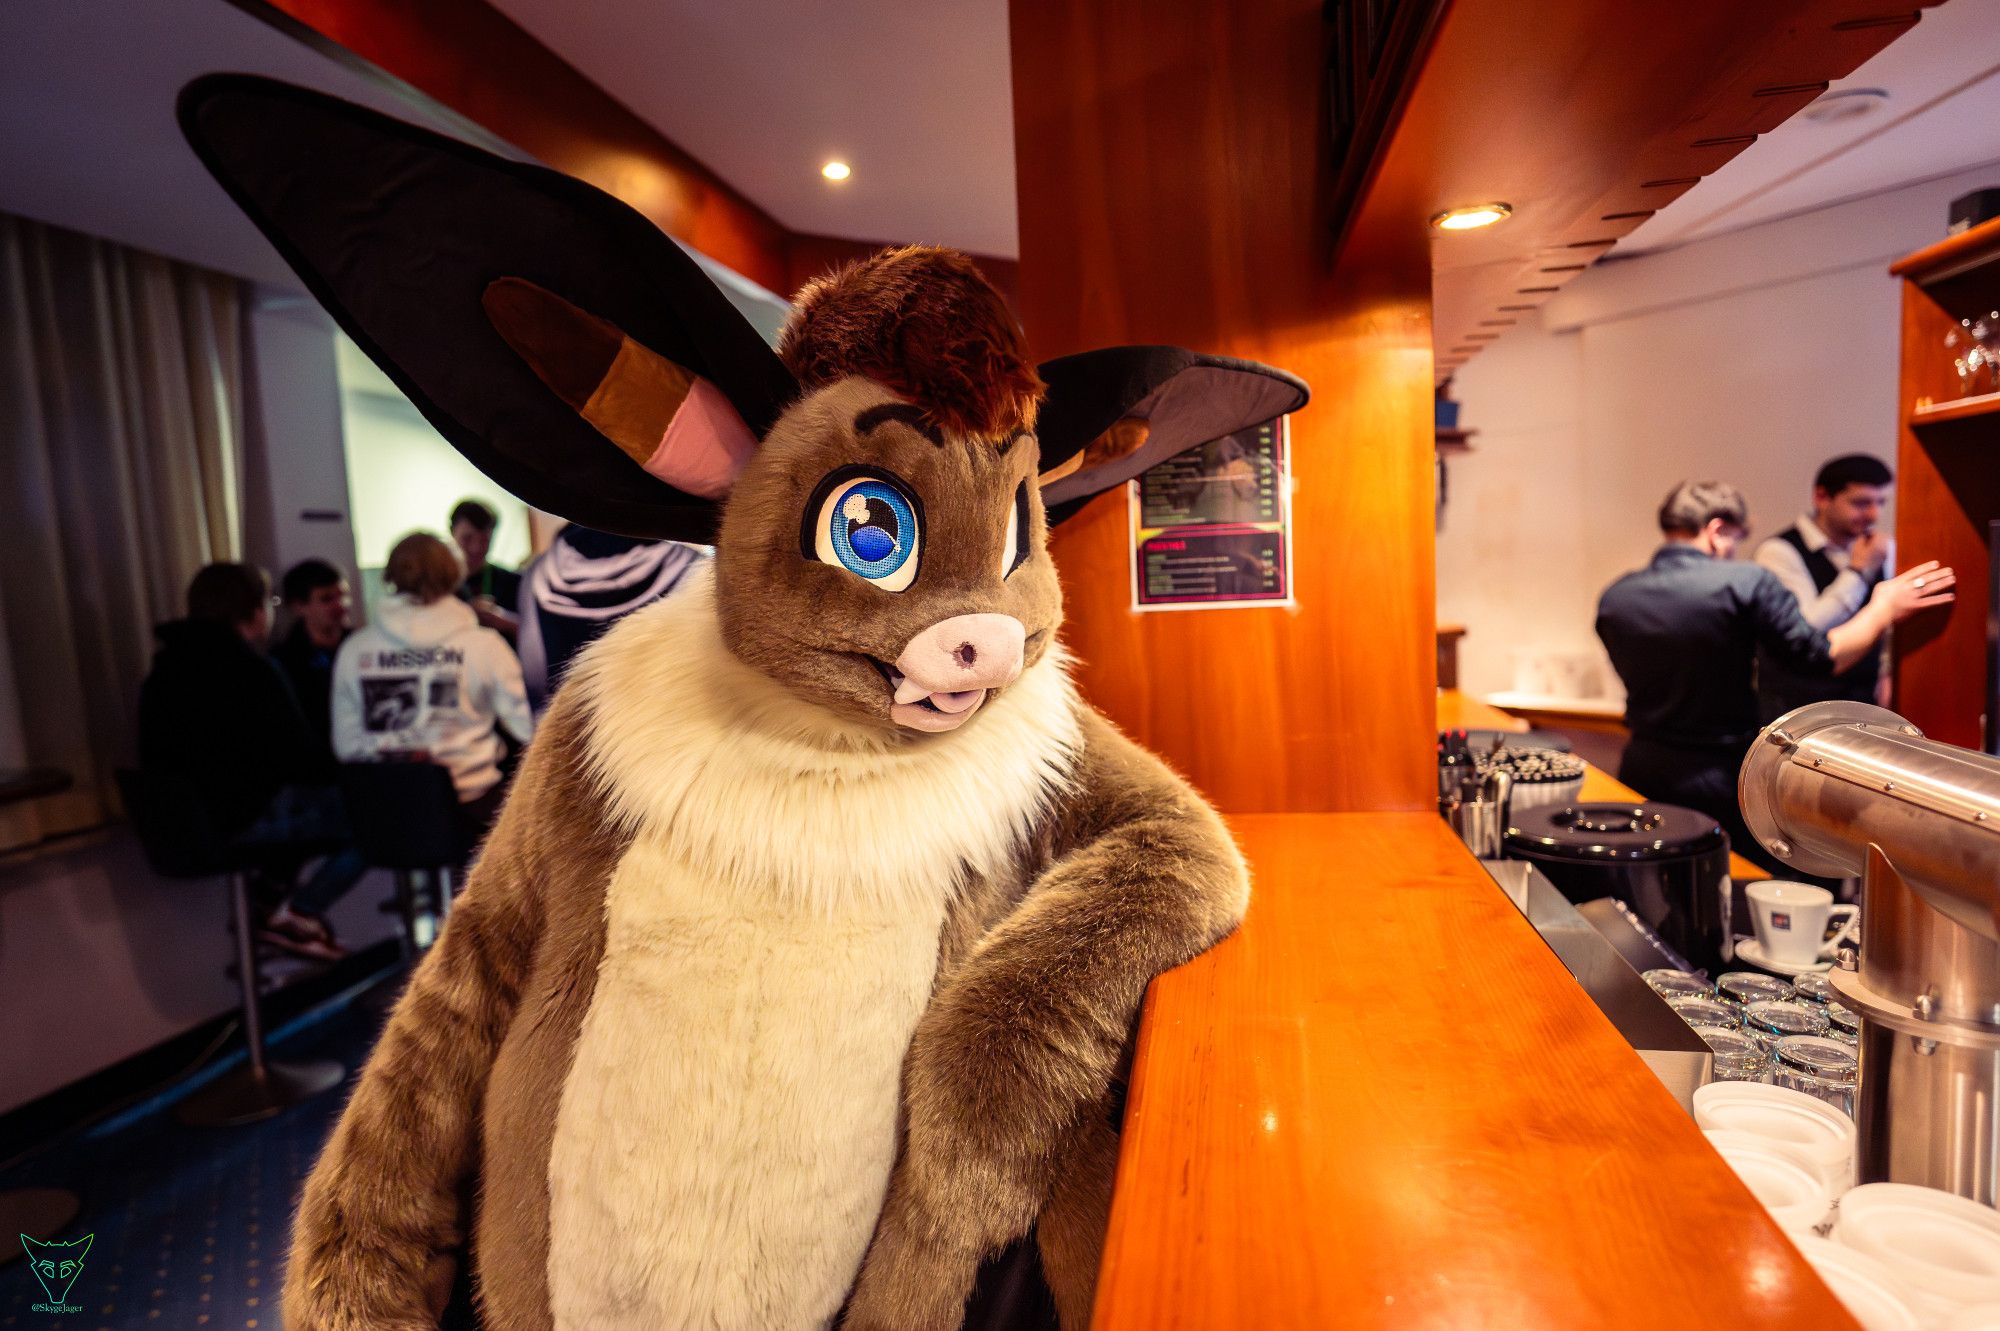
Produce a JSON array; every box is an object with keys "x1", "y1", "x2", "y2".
[
  {"x1": 271, "y1": 557, "x2": 352, "y2": 763},
  {"x1": 1755, "y1": 453, "x2": 1895, "y2": 720},
  {"x1": 449, "y1": 498, "x2": 522, "y2": 640},
  {"x1": 1594, "y1": 480, "x2": 1952, "y2": 871},
  {"x1": 138, "y1": 562, "x2": 364, "y2": 959},
  {"x1": 333, "y1": 533, "x2": 534, "y2": 856}
]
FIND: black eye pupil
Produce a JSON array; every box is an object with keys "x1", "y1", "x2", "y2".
[
  {"x1": 847, "y1": 497, "x2": 897, "y2": 542},
  {"x1": 845, "y1": 495, "x2": 900, "y2": 563}
]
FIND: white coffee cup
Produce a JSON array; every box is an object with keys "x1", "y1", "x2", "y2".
[{"x1": 1746, "y1": 880, "x2": 1858, "y2": 969}]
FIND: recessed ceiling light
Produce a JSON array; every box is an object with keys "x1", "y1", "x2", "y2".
[
  {"x1": 1802, "y1": 88, "x2": 1889, "y2": 124},
  {"x1": 1431, "y1": 203, "x2": 1512, "y2": 232},
  {"x1": 821, "y1": 160, "x2": 851, "y2": 182}
]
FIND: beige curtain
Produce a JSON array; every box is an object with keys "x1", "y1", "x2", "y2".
[{"x1": 0, "y1": 212, "x2": 247, "y2": 850}]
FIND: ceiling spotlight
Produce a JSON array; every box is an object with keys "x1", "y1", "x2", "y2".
[
  {"x1": 1431, "y1": 203, "x2": 1512, "y2": 232},
  {"x1": 821, "y1": 160, "x2": 851, "y2": 182},
  {"x1": 1802, "y1": 88, "x2": 1889, "y2": 124}
]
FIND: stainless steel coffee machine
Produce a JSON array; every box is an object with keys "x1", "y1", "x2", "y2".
[{"x1": 1741, "y1": 701, "x2": 2000, "y2": 1204}]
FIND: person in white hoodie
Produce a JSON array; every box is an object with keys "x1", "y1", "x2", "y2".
[{"x1": 333, "y1": 532, "x2": 535, "y2": 852}]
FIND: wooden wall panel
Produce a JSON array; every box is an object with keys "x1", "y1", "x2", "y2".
[
  {"x1": 1888, "y1": 220, "x2": 2000, "y2": 749},
  {"x1": 238, "y1": 1, "x2": 1026, "y2": 312},
  {"x1": 1402, "y1": 0, "x2": 1941, "y2": 382},
  {"x1": 1010, "y1": 0, "x2": 1438, "y2": 815},
  {"x1": 238, "y1": 0, "x2": 796, "y2": 291}
]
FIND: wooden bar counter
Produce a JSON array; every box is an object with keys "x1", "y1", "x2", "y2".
[{"x1": 1092, "y1": 813, "x2": 1852, "y2": 1329}]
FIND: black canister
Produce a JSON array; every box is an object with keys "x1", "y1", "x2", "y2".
[{"x1": 1504, "y1": 802, "x2": 1736, "y2": 975}]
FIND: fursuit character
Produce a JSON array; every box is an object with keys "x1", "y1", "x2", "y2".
[{"x1": 180, "y1": 75, "x2": 1307, "y2": 1331}]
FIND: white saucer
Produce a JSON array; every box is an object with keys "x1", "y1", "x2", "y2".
[{"x1": 1735, "y1": 936, "x2": 1833, "y2": 975}]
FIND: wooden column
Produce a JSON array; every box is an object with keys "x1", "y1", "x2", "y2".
[{"x1": 1010, "y1": 0, "x2": 1438, "y2": 815}]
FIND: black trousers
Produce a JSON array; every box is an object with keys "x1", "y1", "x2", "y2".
[{"x1": 1618, "y1": 736, "x2": 1786, "y2": 877}]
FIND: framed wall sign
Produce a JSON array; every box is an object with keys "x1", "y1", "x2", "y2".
[{"x1": 1129, "y1": 415, "x2": 1293, "y2": 611}]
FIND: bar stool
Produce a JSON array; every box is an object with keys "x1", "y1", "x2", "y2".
[
  {"x1": 338, "y1": 762, "x2": 462, "y2": 955},
  {"x1": 115, "y1": 770, "x2": 345, "y2": 1127}
]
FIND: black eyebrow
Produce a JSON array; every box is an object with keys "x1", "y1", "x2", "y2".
[{"x1": 854, "y1": 402, "x2": 944, "y2": 448}]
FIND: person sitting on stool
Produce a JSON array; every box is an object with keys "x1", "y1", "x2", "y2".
[
  {"x1": 1595, "y1": 480, "x2": 1953, "y2": 873},
  {"x1": 139, "y1": 562, "x2": 366, "y2": 959},
  {"x1": 270, "y1": 557, "x2": 352, "y2": 765},
  {"x1": 332, "y1": 532, "x2": 535, "y2": 862}
]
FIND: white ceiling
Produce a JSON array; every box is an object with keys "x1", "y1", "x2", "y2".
[
  {"x1": 485, "y1": 0, "x2": 1019, "y2": 258},
  {"x1": 1620, "y1": 0, "x2": 2000, "y2": 253},
  {"x1": 0, "y1": 0, "x2": 489, "y2": 292}
]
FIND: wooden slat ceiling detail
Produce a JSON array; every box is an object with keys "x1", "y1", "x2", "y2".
[{"x1": 1349, "y1": 0, "x2": 1945, "y2": 382}]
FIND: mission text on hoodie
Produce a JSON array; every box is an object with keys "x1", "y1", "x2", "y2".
[{"x1": 331, "y1": 592, "x2": 534, "y2": 800}]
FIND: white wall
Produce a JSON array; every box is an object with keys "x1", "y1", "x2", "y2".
[
  {"x1": 340, "y1": 382, "x2": 533, "y2": 572},
  {"x1": 1435, "y1": 319, "x2": 1596, "y2": 699},
  {"x1": 241, "y1": 291, "x2": 360, "y2": 586},
  {"x1": 1438, "y1": 160, "x2": 2000, "y2": 700}
]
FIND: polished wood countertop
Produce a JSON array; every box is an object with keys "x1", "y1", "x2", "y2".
[
  {"x1": 1438, "y1": 690, "x2": 1769, "y2": 882},
  {"x1": 1092, "y1": 812, "x2": 1853, "y2": 1329}
]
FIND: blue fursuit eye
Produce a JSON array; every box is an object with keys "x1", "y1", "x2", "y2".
[{"x1": 808, "y1": 472, "x2": 922, "y2": 592}]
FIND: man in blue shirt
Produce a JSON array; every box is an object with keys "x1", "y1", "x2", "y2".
[{"x1": 1595, "y1": 480, "x2": 1953, "y2": 869}]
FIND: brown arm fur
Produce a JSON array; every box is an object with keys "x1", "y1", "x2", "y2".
[
  {"x1": 842, "y1": 706, "x2": 1249, "y2": 1331},
  {"x1": 282, "y1": 701, "x2": 590, "y2": 1330}
]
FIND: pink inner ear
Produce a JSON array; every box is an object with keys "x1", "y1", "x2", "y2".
[{"x1": 643, "y1": 377, "x2": 759, "y2": 499}]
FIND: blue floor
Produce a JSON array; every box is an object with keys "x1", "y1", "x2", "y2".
[{"x1": 3, "y1": 991, "x2": 391, "y2": 1331}]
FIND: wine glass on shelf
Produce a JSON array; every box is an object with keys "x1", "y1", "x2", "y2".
[{"x1": 1950, "y1": 315, "x2": 2000, "y2": 399}]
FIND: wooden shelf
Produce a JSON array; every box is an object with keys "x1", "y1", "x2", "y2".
[
  {"x1": 1891, "y1": 223, "x2": 2000, "y2": 751},
  {"x1": 1890, "y1": 214, "x2": 2000, "y2": 287},
  {"x1": 1893, "y1": 216, "x2": 2000, "y2": 317},
  {"x1": 1911, "y1": 391, "x2": 2000, "y2": 428},
  {"x1": 1436, "y1": 426, "x2": 1476, "y2": 453}
]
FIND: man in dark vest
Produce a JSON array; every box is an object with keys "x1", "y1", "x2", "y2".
[
  {"x1": 1597, "y1": 480, "x2": 1950, "y2": 872},
  {"x1": 1754, "y1": 454, "x2": 1893, "y2": 722}
]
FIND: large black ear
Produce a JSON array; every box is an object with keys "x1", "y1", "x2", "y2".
[
  {"x1": 178, "y1": 74, "x2": 798, "y2": 542},
  {"x1": 1034, "y1": 347, "x2": 1309, "y2": 524}
]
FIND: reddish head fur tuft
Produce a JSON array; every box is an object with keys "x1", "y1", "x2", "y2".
[{"x1": 778, "y1": 246, "x2": 1043, "y2": 440}]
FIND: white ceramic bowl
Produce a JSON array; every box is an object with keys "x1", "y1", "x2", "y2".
[
  {"x1": 1793, "y1": 1234, "x2": 1921, "y2": 1331},
  {"x1": 1835, "y1": 1184, "x2": 2000, "y2": 1324},
  {"x1": 1702, "y1": 1129, "x2": 1832, "y2": 1233},
  {"x1": 1692, "y1": 1080, "x2": 1857, "y2": 1196}
]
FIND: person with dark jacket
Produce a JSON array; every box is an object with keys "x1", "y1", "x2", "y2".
[
  {"x1": 1595, "y1": 481, "x2": 1952, "y2": 870},
  {"x1": 270, "y1": 558, "x2": 352, "y2": 763},
  {"x1": 139, "y1": 562, "x2": 364, "y2": 958},
  {"x1": 516, "y1": 525, "x2": 706, "y2": 714}
]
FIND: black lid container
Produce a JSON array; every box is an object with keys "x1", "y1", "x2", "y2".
[{"x1": 1505, "y1": 802, "x2": 1737, "y2": 975}]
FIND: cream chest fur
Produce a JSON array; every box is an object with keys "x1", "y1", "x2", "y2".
[{"x1": 544, "y1": 568, "x2": 1081, "y2": 1330}]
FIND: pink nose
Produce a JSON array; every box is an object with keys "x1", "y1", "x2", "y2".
[{"x1": 893, "y1": 613, "x2": 1026, "y2": 696}]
